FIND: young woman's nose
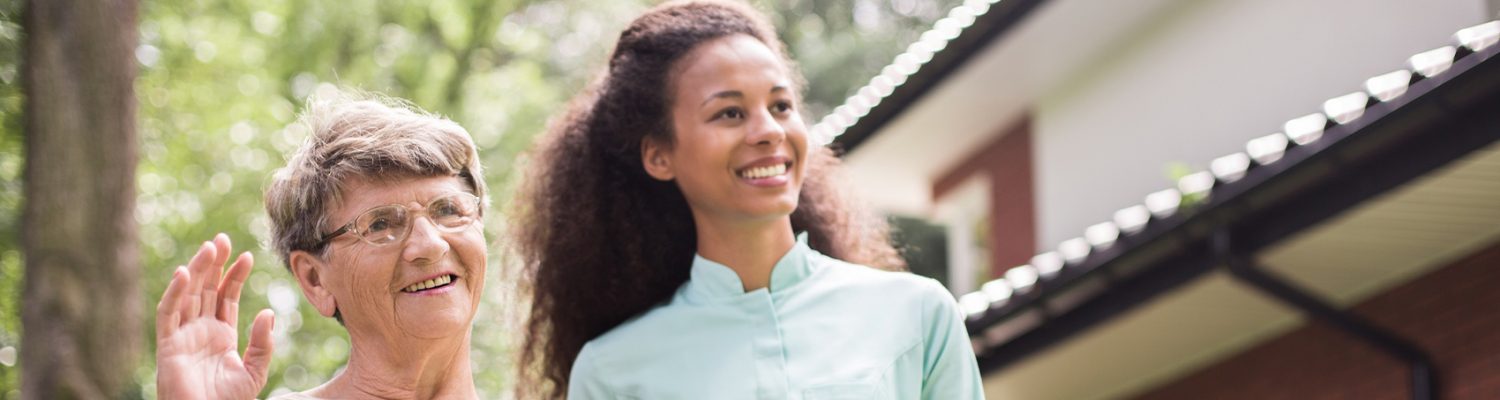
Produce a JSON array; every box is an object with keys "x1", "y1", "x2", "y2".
[{"x1": 744, "y1": 108, "x2": 786, "y2": 146}]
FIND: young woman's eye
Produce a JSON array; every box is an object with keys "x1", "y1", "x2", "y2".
[
  {"x1": 713, "y1": 107, "x2": 745, "y2": 121},
  {"x1": 771, "y1": 101, "x2": 794, "y2": 114}
]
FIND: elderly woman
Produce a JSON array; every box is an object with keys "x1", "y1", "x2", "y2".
[{"x1": 153, "y1": 90, "x2": 488, "y2": 399}]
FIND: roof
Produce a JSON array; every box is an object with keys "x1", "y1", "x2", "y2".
[
  {"x1": 809, "y1": 0, "x2": 1051, "y2": 151},
  {"x1": 950, "y1": 20, "x2": 1500, "y2": 374}
]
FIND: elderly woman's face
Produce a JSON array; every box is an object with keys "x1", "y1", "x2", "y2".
[{"x1": 318, "y1": 175, "x2": 486, "y2": 341}]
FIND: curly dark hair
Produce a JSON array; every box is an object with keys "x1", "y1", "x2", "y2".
[{"x1": 512, "y1": 1, "x2": 905, "y2": 397}]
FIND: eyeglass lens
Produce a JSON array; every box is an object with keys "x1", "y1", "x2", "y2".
[{"x1": 354, "y1": 195, "x2": 478, "y2": 245}]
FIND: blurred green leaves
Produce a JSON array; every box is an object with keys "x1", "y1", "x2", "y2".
[{"x1": 0, "y1": 1, "x2": 24, "y2": 398}]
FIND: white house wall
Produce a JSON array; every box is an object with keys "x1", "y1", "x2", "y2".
[
  {"x1": 1033, "y1": 0, "x2": 1485, "y2": 250},
  {"x1": 841, "y1": 0, "x2": 1184, "y2": 218}
]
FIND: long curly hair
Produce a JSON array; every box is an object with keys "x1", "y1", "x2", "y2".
[{"x1": 512, "y1": 1, "x2": 904, "y2": 397}]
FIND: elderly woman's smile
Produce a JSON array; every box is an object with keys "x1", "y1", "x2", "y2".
[{"x1": 400, "y1": 273, "x2": 457, "y2": 293}]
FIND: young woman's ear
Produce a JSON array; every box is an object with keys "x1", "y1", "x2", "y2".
[
  {"x1": 641, "y1": 136, "x2": 676, "y2": 181},
  {"x1": 289, "y1": 250, "x2": 338, "y2": 319}
]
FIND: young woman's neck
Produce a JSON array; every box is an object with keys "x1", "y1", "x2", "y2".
[
  {"x1": 693, "y1": 213, "x2": 796, "y2": 292},
  {"x1": 310, "y1": 332, "x2": 478, "y2": 400}
]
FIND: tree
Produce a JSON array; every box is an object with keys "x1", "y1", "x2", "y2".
[{"x1": 19, "y1": 0, "x2": 141, "y2": 398}]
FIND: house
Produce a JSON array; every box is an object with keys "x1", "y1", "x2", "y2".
[{"x1": 816, "y1": 0, "x2": 1500, "y2": 398}]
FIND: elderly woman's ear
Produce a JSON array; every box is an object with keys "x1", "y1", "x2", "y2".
[{"x1": 289, "y1": 250, "x2": 339, "y2": 319}]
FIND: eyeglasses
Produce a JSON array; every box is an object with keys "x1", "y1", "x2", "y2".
[{"x1": 316, "y1": 193, "x2": 482, "y2": 248}]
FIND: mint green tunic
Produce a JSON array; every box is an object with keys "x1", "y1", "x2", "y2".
[{"x1": 567, "y1": 236, "x2": 985, "y2": 399}]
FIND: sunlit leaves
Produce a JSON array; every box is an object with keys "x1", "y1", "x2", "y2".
[{"x1": 0, "y1": 2, "x2": 24, "y2": 397}]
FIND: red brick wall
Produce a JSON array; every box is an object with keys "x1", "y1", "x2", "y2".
[
  {"x1": 1130, "y1": 239, "x2": 1500, "y2": 400},
  {"x1": 931, "y1": 117, "x2": 1036, "y2": 278}
]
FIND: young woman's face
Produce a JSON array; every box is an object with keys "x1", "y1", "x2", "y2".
[{"x1": 648, "y1": 34, "x2": 809, "y2": 224}]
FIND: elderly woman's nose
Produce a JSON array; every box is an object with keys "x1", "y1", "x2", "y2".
[{"x1": 402, "y1": 216, "x2": 451, "y2": 265}]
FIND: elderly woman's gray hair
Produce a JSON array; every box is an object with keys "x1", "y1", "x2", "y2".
[{"x1": 264, "y1": 88, "x2": 487, "y2": 269}]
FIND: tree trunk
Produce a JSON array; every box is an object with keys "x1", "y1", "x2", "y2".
[{"x1": 20, "y1": 0, "x2": 141, "y2": 398}]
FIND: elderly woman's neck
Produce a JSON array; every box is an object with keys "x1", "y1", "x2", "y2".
[
  {"x1": 693, "y1": 214, "x2": 797, "y2": 292},
  {"x1": 311, "y1": 334, "x2": 478, "y2": 400}
]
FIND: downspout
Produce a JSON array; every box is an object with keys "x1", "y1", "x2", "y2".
[{"x1": 1214, "y1": 230, "x2": 1438, "y2": 400}]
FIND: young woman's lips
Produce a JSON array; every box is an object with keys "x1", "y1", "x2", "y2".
[{"x1": 736, "y1": 157, "x2": 792, "y2": 187}]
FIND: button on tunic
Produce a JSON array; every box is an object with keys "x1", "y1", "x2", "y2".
[{"x1": 567, "y1": 236, "x2": 985, "y2": 399}]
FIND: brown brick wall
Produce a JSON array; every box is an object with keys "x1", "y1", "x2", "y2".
[
  {"x1": 931, "y1": 116, "x2": 1036, "y2": 278},
  {"x1": 1130, "y1": 239, "x2": 1500, "y2": 400}
]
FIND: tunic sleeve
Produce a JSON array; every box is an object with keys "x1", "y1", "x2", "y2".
[{"x1": 918, "y1": 279, "x2": 986, "y2": 400}]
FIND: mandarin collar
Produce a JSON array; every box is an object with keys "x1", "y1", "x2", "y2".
[{"x1": 685, "y1": 232, "x2": 815, "y2": 301}]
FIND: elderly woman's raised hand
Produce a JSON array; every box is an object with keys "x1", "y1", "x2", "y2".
[{"x1": 155, "y1": 234, "x2": 275, "y2": 400}]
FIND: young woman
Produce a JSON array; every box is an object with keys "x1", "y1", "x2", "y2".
[{"x1": 514, "y1": 1, "x2": 984, "y2": 398}]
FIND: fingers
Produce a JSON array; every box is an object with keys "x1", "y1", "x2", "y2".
[
  {"x1": 196, "y1": 234, "x2": 230, "y2": 318},
  {"x1": 211, "y1": 233, "x2": 231, "y2": 280},
  {"x1": 185, "y1": 241, "x2": 216, "y2": 318},
  {"x1": 155, "y1": 266, "x2": 190, "y2": 339},
  {"x1": 243, "y1": 309, "x2": 276, "y2": 389},
  {"x1": 217, "y1": 252, "x2": 254, "y2": 328}
]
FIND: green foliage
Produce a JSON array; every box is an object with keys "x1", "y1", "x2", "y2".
[
  {"x1": 0, "y1": 1, "x2": 24, "y2": 398},
  {"x1": 890, "y1": 216, "x2": 949, "y2": 284},
  {"x1": 770, "y1": 0, "x2": 961, "y2": 117},
  {"x1": 1164, "y1": 161, "x2": 1207, "y2": 208},
  {"x1": 0, "y1": 0, "x2": 958, "y2": 397}
]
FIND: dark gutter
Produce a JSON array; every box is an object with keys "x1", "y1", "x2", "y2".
[
  {"x1": 1216, "y1": 231, "x2": 1438, "y2": 400},
  {"x1": 968, "y1": 41, "x2": 1500, "y2": 382},
  {"x1": 830, "y1": 0, "x2": 1052, "y2": 153}
]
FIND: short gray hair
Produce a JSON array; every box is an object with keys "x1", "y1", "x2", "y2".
[{"x1": 265, "y1": 88, "x2": 487, "y2": 268}]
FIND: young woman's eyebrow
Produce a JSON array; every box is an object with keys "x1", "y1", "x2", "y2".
[
  {"x1": 701, "y1": 90, "x2": 742, "y2": 107},
  {"x1": 701, "y1": 86, "x2": 791, "y2": 107}
]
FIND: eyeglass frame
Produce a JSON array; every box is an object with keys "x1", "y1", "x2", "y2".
[{"x1": 314, "y1": 192, "x2": 483, "y2": 249}]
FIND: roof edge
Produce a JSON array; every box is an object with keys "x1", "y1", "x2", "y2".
[{"x1": 817, "y1": 0, "x2": 1052, "y2": 153}]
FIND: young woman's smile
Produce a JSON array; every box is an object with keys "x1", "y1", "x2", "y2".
[{"x1": 735, "y1": 155, "x2": 794, "y2": 187}]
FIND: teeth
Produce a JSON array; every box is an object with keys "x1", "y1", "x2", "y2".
[
  {"x1": 740, "y1": 163, "x2": 788, "y2": 179},
  {"x1": 403, "y1": 274, "x2": 453, "y2": 293}
]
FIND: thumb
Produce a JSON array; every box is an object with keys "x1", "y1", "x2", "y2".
[{"x1": 243, "y1": 309, "x2": 276, "y2": 388}]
